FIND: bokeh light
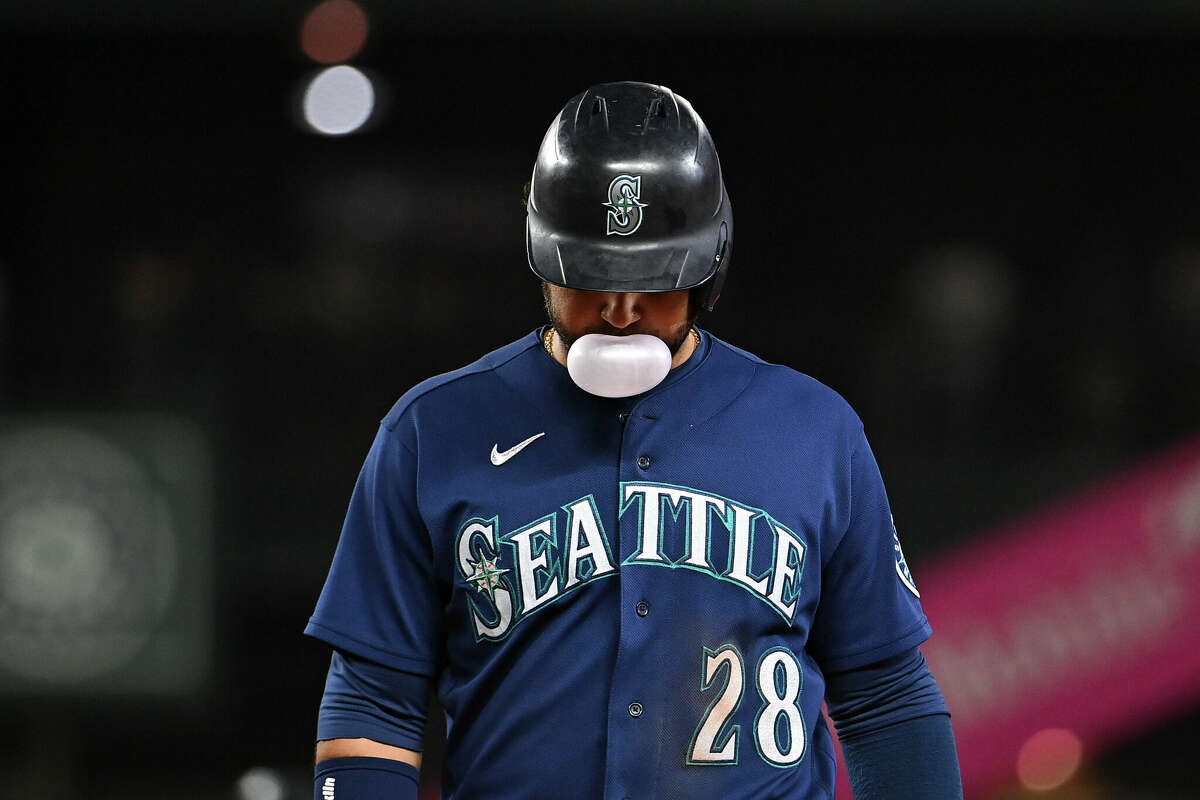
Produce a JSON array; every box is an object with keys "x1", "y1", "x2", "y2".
[
  {"x1": 235, "y1": 767, "x2": 285, "y2": 800},
  {"x1": 911, "y1": 242, "x2": 1016, "y2": 348},
  {"x1": 0, "y1": 426, "x2": 179, "y2": 684},
  {"x1": 1016, "y1": 728, "x2": 1084, "y2": 792},
  {"x1": 303, "y1": 65, "x2": 375, "y2": 136},
  {"x1": 300, "y1": 0, "x2": 369, "y2": 64}
]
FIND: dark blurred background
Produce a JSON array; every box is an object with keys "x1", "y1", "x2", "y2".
[{"x1": 3, "y1": 1, "x2": 1199, "y2": 798}]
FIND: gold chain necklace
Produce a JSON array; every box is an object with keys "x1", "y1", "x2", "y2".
[{"x1": 543, "y1": 328, "x2": 700, "y2": 359}]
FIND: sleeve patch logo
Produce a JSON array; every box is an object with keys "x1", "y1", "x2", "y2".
[{"x1": 892, "y1": 516, "x2": 920, "y2": 598}]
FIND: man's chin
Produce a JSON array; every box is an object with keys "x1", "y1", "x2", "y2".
[{"x1": 553, "y1": 326, "x2": 691, "y2": 356}]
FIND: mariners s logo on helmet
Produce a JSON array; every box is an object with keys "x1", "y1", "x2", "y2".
[{"x1": 604, "y1": 174, "x2": 647, "y2": 236}]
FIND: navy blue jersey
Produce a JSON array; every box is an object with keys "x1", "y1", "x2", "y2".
[{"x1": 306, "y1": 328, "x2": 930, "y2": 799}]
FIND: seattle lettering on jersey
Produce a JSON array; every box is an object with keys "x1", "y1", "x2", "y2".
[{"x1": 455, "y1": 482, "x2": 807, "y2": 641}]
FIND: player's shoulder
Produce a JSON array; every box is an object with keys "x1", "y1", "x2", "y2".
[
  {"x1": 380, "y1": 331, "x2": 542, "y2": 432},
  {"x1": 705, "y1": 333, "x2": 864, "y2": 427}
]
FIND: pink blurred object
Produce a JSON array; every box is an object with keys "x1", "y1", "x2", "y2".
[{"x1": 835, "y1": 435, "x2": 1200, "y2": 798}]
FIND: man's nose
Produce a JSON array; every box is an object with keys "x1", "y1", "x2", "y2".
[{"x1": 599, "y1": 293, "x2": 641, "y2": 329}]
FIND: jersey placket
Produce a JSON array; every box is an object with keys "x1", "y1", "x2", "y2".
[{"x1": 604, "y1": 402, "x2": 670, "y2": 799}]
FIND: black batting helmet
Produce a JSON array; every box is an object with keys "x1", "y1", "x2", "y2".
[{"x1": 525, "y1": 82, "x2": 733, "y2": 311}]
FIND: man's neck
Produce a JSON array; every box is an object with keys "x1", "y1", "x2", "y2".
[{"x1": 670, "y1": 328, "x2": 699, "y2": 369}]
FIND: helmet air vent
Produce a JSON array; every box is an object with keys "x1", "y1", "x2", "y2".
[{"x1": 586, "y1": 95, "x2": 609, "y2": 131}]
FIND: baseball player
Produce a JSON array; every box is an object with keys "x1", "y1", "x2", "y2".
[{"x1": 306, "y1": 82, "x2": 962, "y2": 799}]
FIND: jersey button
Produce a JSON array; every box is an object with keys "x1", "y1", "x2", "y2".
[
  {"x1": 637, "y1": 455, "x2": 651, "y2": 469},
  {"x1": 618, "y1": 411, "x2": 629, "y2": 424},
  {"x1": 635, "y1": 601, "x2": 649, "y2": 617},
  {"x1": 628, "y1": 702, "x2": 643, "y2": 718}
]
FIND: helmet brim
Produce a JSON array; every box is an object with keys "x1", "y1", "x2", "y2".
[{"x1": 526, "y1": 213, "x2": 724, "y2": 293}]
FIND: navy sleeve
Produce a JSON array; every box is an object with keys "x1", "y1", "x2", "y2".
[
  {"x1": 824, "y1": 647, "x2": 948, "y2": 739},
  {"x1": 314, "y1": 757, "x2": 420, "y2": 800},
  {"x1": 839, "y1": 715, "x2": 963, "y2": 800},
  {"x1": 305, "y1": 422, "x2": 442, "y2": 675},
  {"x1": 317, "y1": 650, "x2": 431, "y2": 751},
  {"x1": 808, "y1": 429, "x2": 931, "y2": 672},
  {"x1": 826, "y1": 646, "x2": 962, "y2": 800}
]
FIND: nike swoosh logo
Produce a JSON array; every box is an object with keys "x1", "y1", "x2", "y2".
[{"x1": 490, "y1": 432, "x2": 545, "y2": 466}]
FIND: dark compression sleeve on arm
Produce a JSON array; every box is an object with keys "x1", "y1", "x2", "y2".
[
  {"x1": 315, "y1": 757, "x2": 419, "y2": 800},
  {"x1": 839, "y1": 715, "x2": 962, "y2": 800},
  {"x1": 825, "y1": 646, "x2": 963, "y2": 800},
  {"x1": 317, "y1": 649, "x2": 430, "y2": 751}
]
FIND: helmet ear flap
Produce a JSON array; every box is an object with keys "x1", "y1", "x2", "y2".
[{"x1": 698, "y1": 221, "x2": 731, "y2": 312}]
